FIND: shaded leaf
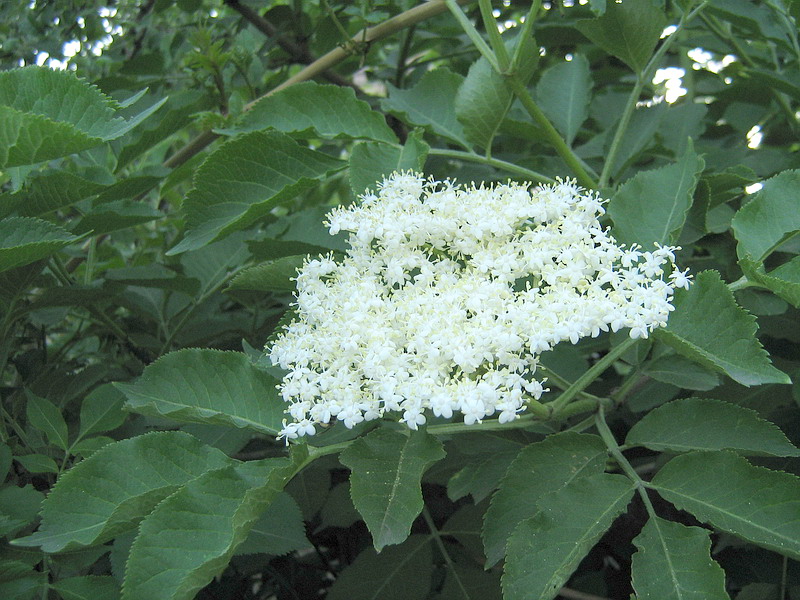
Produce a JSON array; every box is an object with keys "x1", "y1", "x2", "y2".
[
  {"x1": 655, "y1": 270, "x2": 790, "y2": 386},
  {"x1": 626, "y1": 397, "x2": 800, "y2": 456},
  {"x1": 447, "y1": 449, "x2": 517, "y2": 503},
  {"x1": 326, "y1": 535, "x2": 432, "y2": 600},
  {"x1": 502, "y1": 474, "x2": 635, "y2": 600},
  {"x1": 226, "y1": 255, "x2": 305, "y2": 293},
  {"x1": 235, "y1": 492, "x2": 309, "y2": 556},
  {"x1": 482, "y1": 432, "x2": 608, "y2": 567},
  {"x1": 51, "y1": 576, "x2": 120, "y2": 600},
  {"x1": 643, "y1": 354, "x2": 720, "y2": 391},
  {"x1": 650, "y1": 450, "x2": 800, "y2": 560},
  {"x1": 224, "y1": 81, "x2": 396, "y2": 143},
  {"x1": 168, "y1": 130, "x2": 344, "y2": 254},
  {"x1": 71, "y1": 200, "x2": 162, "y2": 235},
  {"x1": 77, "y1": 384, "x2": 127, "y2": 441},
  {"x1": 0, "y1": 485, "x2": 44, "y2": 537},
  {"x1": 741, "y1": 255, "x2": 800, "y2": 308},
  {"x1": 339, "y1": 428, "x2": 445, "y2": 551},
  {"x1": 25, "y1": 390, "x2": 68, "y2": 451},
  {"x1": 117, "y1": 349, "x2": 286, "y2": 436},
  {"x1": 12, "y1": 432, "x2": 230, "y2": 552},
  {"x1": 14, "y1": 454, "x2": 58, "y2": 474},
  {"x1": 631, "y1": 516, "x2": 729, "y2": 600}
]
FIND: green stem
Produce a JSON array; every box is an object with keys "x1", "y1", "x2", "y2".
[
  {"x1": 727, "y1": 275, "x2": 758, "y2": 292},
  {"x1": 549, "y1": 337, "x2": 637, "y2": 413},
  {"x1": 444, "y1": 0, "x2": 498, "y2": 70},
  {"x1": 505, "y1": 75, "x2": 598, "y2": 189},
  {"x1": 553, "y1": 397, "x2": 611, "y2": 421},
  {"x1": 428, "y1": 148, "x2": 555, "y2": 183},
  {"x1": 511, "y1": 0, "x2": 541, "y2": 72},
  {"x1": 595, "y1": 405, "x2": 658, "y2": 517},
  {"x1": 427, "y1": 413, "x2": 540, "y2": 436},
  {"x1": 422, "y1": 506, "x2": 468, "y2": 597},
  {"x1": 478, "y1": 0, "x2": 509, "y2": 71},
  {"x1": 537, "y1": 364, "x2": 601, "y2": 401},
  {"x1": 599, "y1": 1, "x2": 709, "y2": 188}
]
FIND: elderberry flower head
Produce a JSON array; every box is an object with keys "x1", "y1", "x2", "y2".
[{"x1": 269, "y1": 172, "x2": 691, "y2": 442}]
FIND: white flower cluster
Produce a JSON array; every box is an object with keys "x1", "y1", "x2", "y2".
[{"x1": 269, "y1": 172, "x2": 691, "y2": 441}]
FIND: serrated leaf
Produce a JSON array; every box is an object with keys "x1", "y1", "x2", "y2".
[
  {"x1": 12, "y1": 432, "x2": 230, "y2": 552},
  {"x1": 732, "y1": 169, "x2": 800, "y2": 263},
  {"x1": 643, "y1": 354, "x2": 720, "y2": 391},
  {"x1": 502, "y1": 474, "x2": 635, "y2": 600},
  {"x1": 609, "y1": 141, "x2": 704, "y2": 248},
  {"x1": 226, "y1": 255, "x2": 305, "y2": 292},
  {"x1": 575, "y1": 1, "x2": 667, "y2": 73},
  {"x1": 631, "y1": 516, "x2": 729, "y2": 600},
  {"x1": 447, "y1": 449, "x2": 517, "y2": 503},
  {"x1": 655, "y1": 271, "x2": 789, "y2": 386},
  {"x1": 121, "y1": 456, "x2": 298, "y2": 600},
  {"x1": 223, "y1": 81, "x2": 396, "y2": 143},
  {"x1": 51, "y1": 576, "x2": 120, "y2": 600},
  {"x1": 339, "y1": 428, "x2": 445, "y2": 551},
  {"x1": 0, "y1": 66, "x2": 164, "y2": 167},
  {"x1": 326, "y1": 535, "x2": 432, "y2": 600},
  {"x1": 246, "y1": 238, "x2": 331, "y2": 261},
  {"x1": 482, "y1": 432, "x2": 608, "y2": 567},
  {"x1": 116, "y1": 349, "x2": 286, "y2": 436},
  {"x1": 349, "y1": 130, "x2": 429, "y2": 196},
  {"x1": 650, "y1": 450, "x2": 800, "y2": 560},
  {"x1": 382, "y1": 69, "x2": 469, "y2": 148},
  {"x1": 0, "y1": 171, "x2": 105, "y2": 219},
  {"x1": 0, "y1": 217, "x2": 84, "y2": 273},
  {"x1": 536, "y1": 55, "x2": 592, "y2": 146},
  {"x1": 71, "y1": 200, "x2": 162, "y2": 235},
  {"x1": 168, "y1": 130, "x2": 344, "y2": 254},
  {"x1": 455, "y1": 32, "x2": 537, "y2": 152},
  {"x1": 744, "y1": 256, "x2": 800, "y2": 307},
  {"x1": 235, "y1": 492, "x2": 309, "y2": 556},
  {"x1": 626, "y1": 397, "x2": 800, "y2": 456},
  {"x1": 0, "y1": 485, "x2": 44, "y2": 537},
  {"x1": 77, "y1": 384, "x2": 127, "y2": 441},
  {"x1": 25, "y1": 391, "x2": 68, "y2": 451}
]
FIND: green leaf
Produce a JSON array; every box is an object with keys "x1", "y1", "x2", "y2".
[
  {"x1": 732, "y1": 169, "x2": 800, "y2": 263},
  {"x1": 51, "y1": 576, "x2": 120, "y2": 600},
  {"x1": 349, "y1": 130, "x2": 429, "y2": 196},
  {"x1": 609, "y1": 141, "x2": 705, "y2": 248},
  {"x1": 536, "y1": 54, "x2": 592, "y2": 146},
  {"x1": 447, "y1": 449, "x2": 518, "y2": 503},
  {"x1": 655, "y1": 270, "x2": 790, "y2": 386},
  {"x1": 650, "y1": 450, "x2": 800, "y2": 560},
  {"x1": 0, "y1": 217, "x2": 84, "y2": 273},
  {"x1": 117, "y1": 349, "x2": 286, "y2": 436},
  {"x1": 382, "y1": 69, "x2": 469, "y2": 148},
  {"x1": 223, "y1": 81, "x2": 397, "y2": 143},
  {"x1": 482, "y1": 432, "x2": 608, "y2": 567},
  {"x1": 12, "y1": 432, "x2": 230, "y2": 552},
  {"x1": 14, "y1": 454, "x2": 58, "y2": 474},
  {"x1": 0, "y1": 485, "x2": 44, "y2": 537},
  {"x1": 626, "y1": 397, "x2": 800, "y2": 456},
  {"x1": 0, "y1": 443, "x2": 10, "y2": 481},
  {"x1": 741, "y1": 256, "x2": 800, "y2": 308},
  {"x1": 71, "y1": 200, "x2": 162, "y2": 235},
  {"x1": 435, "y1": 563, "x2": 502, "y2": 600},
  {"x1": 168, "y1": 130, "x2": 344, "y2": 254},
  {"x1": 0, "y1": 170, "x2": 105, "y2": 218},
  {"x1": 235, "y1": 492, "x2": 309, "y2": 556},
  {"x1": 326, "y1": 535, "x2": 432, "y2": 600},
  {"x1": 631, "y1": 516, "x2": 729, "y2": 600},
  {"x1": 454, "y1": 32, "x2": 538, "y2": 152},
  {"x1": 122, "y1": 456, "x2": 297, "y2": 600},
  {"x1": 77, "y1": 384, "x2": 127, "y2": 441},
  {"x1": 502, "y1": 474, "x2": 635, "y2": 600},
  {"x1": 0, "y1": 66, "x2": 165, "y2": 167},
  {"x1": 339, "y1": 428, "x2": 445, "y2": 551},
  {"x1": 575, "y1": 1, "x2": 667, "y2": 73},
  {"x1": 226, "y1": 255, "x2": 306, "y2": 292},
  {"x1": 25, "y1": 390, "x2": 68, "y2": 451},
  {"x1": 643, "y1": 354, "x2": 720, "y2": 391}
]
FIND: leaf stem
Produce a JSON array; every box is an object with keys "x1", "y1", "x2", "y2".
[
  {"x1": 505, "y1": 75, "x2": 598, "y2": 189},
  {"x1": 422, "y1": 506, "x2": 470, "y2": 599},
  {"x1": 477, "y1": 0, "x2": 509, "y2": 72},
  {"x1": 444, "y1": 0, "x2": 499, "y2": 70},
  {"x1": 428, "y1": 148, "x2": 555, "y2": 183},
  {"x1": 549, "y1": 337, "x2": 637, "y2": 414}
]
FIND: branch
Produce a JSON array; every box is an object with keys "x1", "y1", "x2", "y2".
[
  {"x1": 222, "y1": 0, "x2": 355, "y2": 89},
  {"x1": 162, "y1": 0, "x2": 471, "y2": 170}
]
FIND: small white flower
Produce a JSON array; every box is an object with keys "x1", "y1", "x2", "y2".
[{"x1": 268, "y1": 172, "x2": 691, "y2": 439}]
